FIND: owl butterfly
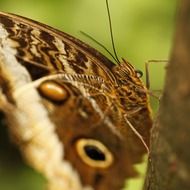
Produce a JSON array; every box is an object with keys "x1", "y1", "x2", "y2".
[{"x1": 0, "y1": 6, "x2": 152, "y2": 190}]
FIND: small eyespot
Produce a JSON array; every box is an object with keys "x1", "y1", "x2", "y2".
[
  {"x1": 75, "y1": 138, "x2": 114, "y2": 168},
  {"x1": 135, "y1": 70, "x2": 143, "y2": 78},
  {"x1": 38, "y1": 81, "x2": 68, "y2": 102}
]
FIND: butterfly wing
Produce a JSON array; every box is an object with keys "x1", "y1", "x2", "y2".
[
  {"x1": 0, "y1": 12, "x2": 117, "y2": 83},
  {"x1": 0, "y1": 12, "x2": 152, "y2": 190}
]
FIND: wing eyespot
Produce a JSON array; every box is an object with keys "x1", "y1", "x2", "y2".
[
  {"x1": 75, "y1": 138, "x2": 114, "y2": 168},
  {"x1": 38, "y1": 81, "x2": 68, "y2": 102}
]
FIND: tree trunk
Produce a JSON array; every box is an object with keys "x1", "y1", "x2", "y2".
[{"x1": 144, "y1": 0, "x2": 190, "y2": 189}]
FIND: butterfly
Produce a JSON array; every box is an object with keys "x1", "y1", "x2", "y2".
[{"x1": 0, "y1": 10, "x2": 152, "y2": 190}]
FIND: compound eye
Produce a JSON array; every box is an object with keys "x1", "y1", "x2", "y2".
[
  {"x1": 135, "y1": 70, "x2": 143, "y2": 78},
  {"x1": 75, "y1": 138, "x2": 114, "y2": 168}
]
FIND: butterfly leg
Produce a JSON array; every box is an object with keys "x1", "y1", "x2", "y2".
[
  {"x1": 123, "y1": 113, "x2": 150, "y2": 154},
  {"x1": 145, "y1": 59, "x2": 168, "y2": 89}
]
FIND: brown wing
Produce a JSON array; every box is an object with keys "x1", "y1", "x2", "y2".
[
  {"x1": 0, "y1": 12, "x2": 117, "y2": 84},
  {"x1": 0, "y1": 12, "x2": 152, "y2": 190}
]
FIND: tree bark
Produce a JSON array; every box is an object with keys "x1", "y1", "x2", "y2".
[{"x1": 144, "y1": 0, "x2": 190, "y2": 189}]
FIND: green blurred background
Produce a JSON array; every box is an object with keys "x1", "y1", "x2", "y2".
[{"x1": 0, "y1": 0, "x2": 177, "y2": 190}]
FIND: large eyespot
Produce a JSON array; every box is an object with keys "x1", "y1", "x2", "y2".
[
  {"x1": 38, "y1": 81, "x2": 68, "y2": 102},
  {"x1": 135, "y1": 70, "x2": 143, "y2": 78},
  {"x1": 75, "y1": 138, "x2": 114, "y2": 168}
]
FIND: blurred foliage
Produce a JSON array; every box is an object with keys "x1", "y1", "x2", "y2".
[{"x1": 0, "y1": 0, "x2": 177, "y2": 190}]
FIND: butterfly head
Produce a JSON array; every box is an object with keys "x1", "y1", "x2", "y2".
[{"x1": 111, "y1": 60, "x2": 148, "y2": 109}]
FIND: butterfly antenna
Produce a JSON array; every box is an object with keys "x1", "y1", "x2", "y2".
[
  {"x1": 80, "y1": 31, "x2": 118, "y2": 63},
  {"x1": 106, "y1": 0, "x2": 120, "y2": 63}
]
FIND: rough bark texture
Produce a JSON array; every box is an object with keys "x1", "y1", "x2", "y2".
[{"x1": 144, "y1": 0, "x2": 190, "y2": 190}]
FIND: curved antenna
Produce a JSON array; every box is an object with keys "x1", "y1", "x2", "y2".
[
  {"x1": 80, "y1": 31, "x2": 119, "y2": 63},
  {"x1": 106, "y1": 0, "x2": 120, "y2": 63}
]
